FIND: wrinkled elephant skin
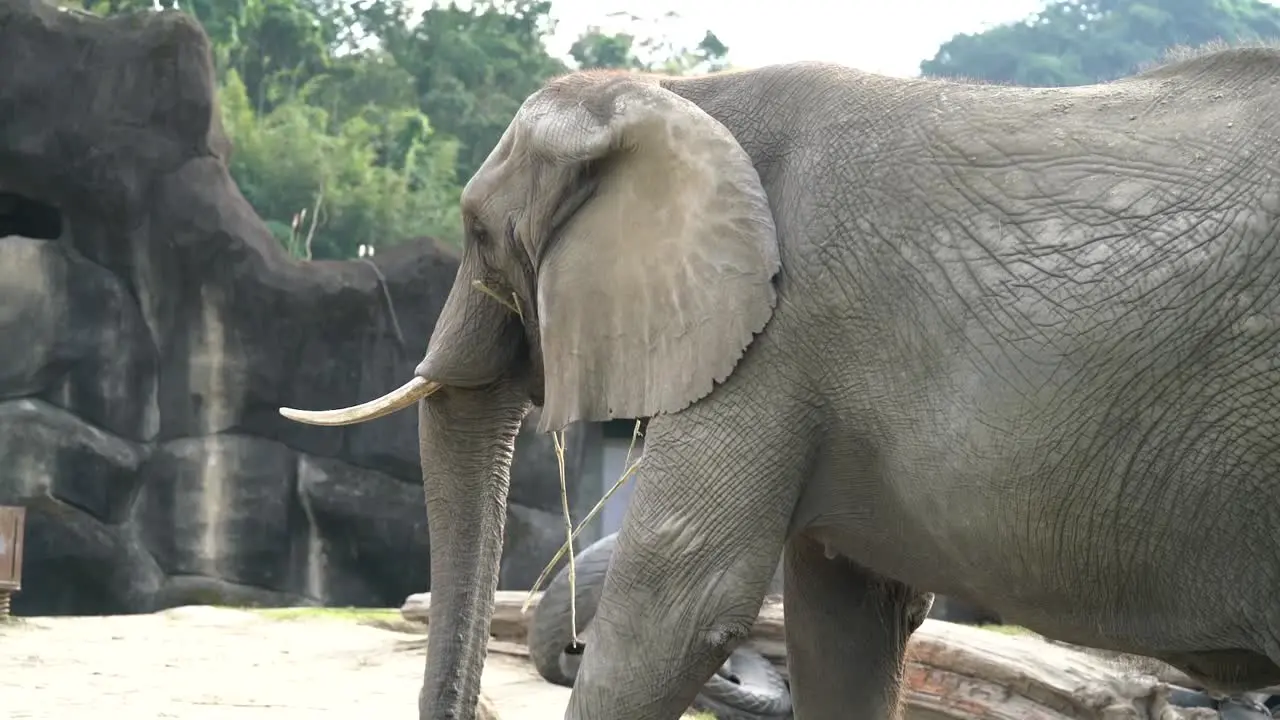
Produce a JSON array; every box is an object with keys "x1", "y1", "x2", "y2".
[{"x1": 282, "y1": 50, "x2": 1280, "y2": 720}]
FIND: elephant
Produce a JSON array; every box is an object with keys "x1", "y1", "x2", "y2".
[{"x1": 280, "y1": 46, "x2": 1280, "y2": 720}]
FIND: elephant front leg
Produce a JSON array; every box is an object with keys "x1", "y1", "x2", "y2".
[
  {"x1": 784, "y1": 533, "x2": 929, "y2": 719},
  {"x1": 564, "y1": 401, "x2": 812, "y2": 719}
]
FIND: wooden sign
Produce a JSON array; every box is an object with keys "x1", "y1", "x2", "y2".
[{"x1": 0, "y1": 505, "x2": 26, "y2": 591}]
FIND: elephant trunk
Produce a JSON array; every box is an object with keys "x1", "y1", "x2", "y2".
[
  {"x1": 417, "y1": 381, "x2": 530, "y2": 720},
  {"x1": 275, "y1": 252, "x2": 532, "y2": 720}
]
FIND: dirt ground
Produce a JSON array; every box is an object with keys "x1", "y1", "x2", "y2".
[{"x1": 0, "y1": 606, "x2": 570, "y2": 719}]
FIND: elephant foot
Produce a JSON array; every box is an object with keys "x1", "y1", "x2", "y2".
[{"x1": 1166, "y1": 687, "x2": 1275, "y2": 718}]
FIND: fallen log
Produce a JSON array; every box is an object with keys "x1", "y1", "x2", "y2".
[{"x1": 401, "y1": 591, "x2": 1219, "y2": 719}]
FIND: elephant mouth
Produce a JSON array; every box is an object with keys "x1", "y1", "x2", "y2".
[{"x1": 278, "y1": 376, "x2": 442, "y2": 426}]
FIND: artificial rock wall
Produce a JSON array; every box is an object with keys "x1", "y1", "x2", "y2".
[{"x1": 0, "y1": 0, "x2": 601, "y2": 615}]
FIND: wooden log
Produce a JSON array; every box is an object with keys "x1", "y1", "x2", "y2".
[
  {"x1": 402, "y1": 591, "x2": 533, "y2": 644},
  {"x1": 402, "y1": 592, "x2": 1218, "y2": 719},
  {"x1": 400, "y1": 590, "x2": 784, "y2": 648}
]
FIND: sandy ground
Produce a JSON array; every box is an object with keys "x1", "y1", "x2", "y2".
[{"x1": 0, "y1": 606, "x2": 570, "y2": 719}]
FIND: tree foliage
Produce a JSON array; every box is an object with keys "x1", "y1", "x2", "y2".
[
  {"x1": 570, "y1": 13, "x2": 730, "y2": 75},
  {"x1": 219, "y1": 69, "x2": 462, "y2": 259},
  {"x1": 69, "y1": 0, "x2": 733, "y2": 258},
  {"x1": 64, "y1": 0, "x2": 1280, "y2": 257},
  {"x1": 359, "y1": 0, "x2": 571, "y2": 183},
  {"x1": 922, "y1": 0, "x2": 1280, "y2": 86}
]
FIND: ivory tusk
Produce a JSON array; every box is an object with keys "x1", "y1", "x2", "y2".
[{"x1": 278, "y1": 376, "x2": 441, "y2": 426}]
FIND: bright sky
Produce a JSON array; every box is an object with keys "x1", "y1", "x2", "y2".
[{"x1": 540, "y1": 0, "x2": 1051, "y2": 78}]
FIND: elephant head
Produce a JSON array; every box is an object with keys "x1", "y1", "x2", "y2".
[{"x1": 280, "y1": 70, "x2": 781, "y2": 719}]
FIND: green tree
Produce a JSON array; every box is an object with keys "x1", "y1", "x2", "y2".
[
  {"x1": 921, "y1": 0, "x2": 1280, "y2": 86},
  {"x1": 364, "y1": 2, "x2": 734, "y2": 179},
  {"x1": 73, "y1": 0, "x2": 466, "y2": 254},
  {"x1": 570, "y1": 12, "x2": 730, "y2": 74},
  {"x1": 70, "y1": 0, "x2": 734, "y2": 256},
  {"x1": 223, "y1": 0, "x2": 331, "y2": 112},
  {"x1": 570, "y1": 27, "x2": 645, "y2": 70},
  {"x1": 300, "y1": 51, "x2": 420, "y2": 133},
  {"x1": 361, "y1": 0, "x2": 569, "y2": 182},
  {"x1": 220, "y1": 69, "x2": 462, "y2": 259},
  {"x1": 644, "y1": 29, "x2": 730, "y2": 75}
]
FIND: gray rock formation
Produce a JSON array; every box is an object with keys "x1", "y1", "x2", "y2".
[{"x1": 0, "y1": 0, "x2": 602, "y2": 615}]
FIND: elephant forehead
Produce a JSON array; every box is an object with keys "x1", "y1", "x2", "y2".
[
  {"x1": 531, "y1": 72, "x2": 633, "y2": 123},
  {"x1": 461, "y1": 134, "x2": 518, "y2": 205}
]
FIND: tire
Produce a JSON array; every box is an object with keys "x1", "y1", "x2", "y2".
[
  {"x1": 528, "y1": 533, "x2": 617, "y2": 687},
  {"x1": 692, "y1": 647, "x2": 793, "y2": 719},
  {"x1": 528, "y1": 532, "x2": 793, "y2": 719}
]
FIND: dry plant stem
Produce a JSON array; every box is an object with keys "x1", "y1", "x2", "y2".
[
  {"x1": 303, "y1": 187, "x2": 323, "y2": 261},
  {"x1": 520, "y1": 456, "x2": 642, "y2": 612},
  {"x1": 621, "y1": 419, "x2": 642, "y2": 476},
  {"x1": 471, "y1": 280, "x2": 523, "y2": 320},
  {"x1": 473, "y1": 275, "x2": 648, "y2": 629},
  {"x1": 510, "y1": 292, "x2": 523, "y2": 322},
  {"x1": 358, "y1": 257, "x2": 407, "y2": 348},
  {"x1": 522, "y1": 420, "x2": 645, "y2": 614},
  {"x1": 552, "y1": 430, "x2": 579, "y2": 646}
]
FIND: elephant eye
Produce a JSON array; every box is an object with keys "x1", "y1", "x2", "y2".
[{"x1": 466, "y1": 216, "x2": 491, "y2": 246}]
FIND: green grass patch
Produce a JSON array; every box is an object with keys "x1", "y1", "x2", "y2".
[
  {"x1": 977, "y1": 623, "x2": 1035, "y2": 636},
  {"x1": 247, "y1": 606, "x2": 401, "y2": 622},
  {"x1": 243, "y1": 606, "x2": 425, "y2": 634}
]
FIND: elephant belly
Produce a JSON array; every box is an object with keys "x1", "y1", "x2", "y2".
[
  {"x1": 799, "y1": 430, "x2": 1280, "y2": 663},
  {"x1": 802, "y1": 283, "x2": 1280, "y2": 662}
]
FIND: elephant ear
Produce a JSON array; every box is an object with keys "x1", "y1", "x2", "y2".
[{"x1": 525, "y1": 76, "x2": 781, "y2": 433}]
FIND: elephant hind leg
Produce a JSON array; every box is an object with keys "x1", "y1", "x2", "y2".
[{"x1": 783, "y1": 533, "x2": 930, "y2": 720}]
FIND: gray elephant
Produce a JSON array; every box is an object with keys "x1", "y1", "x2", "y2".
[{"x1": 281, "y1": 47, "x2": 1280, "y2": 720}]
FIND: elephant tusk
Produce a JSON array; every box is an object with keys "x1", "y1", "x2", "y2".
[{"x1": 278, "y1": 376, "x2": 442, "y2": 426}]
